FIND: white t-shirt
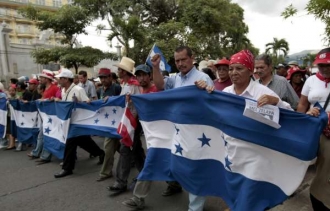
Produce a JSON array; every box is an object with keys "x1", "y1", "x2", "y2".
[
  {"x1": 62, "y1": 83, "x2": 89, "y2": 102},
  {"x1": 223, "y1": 80, "x2": 292, "y2": 110},
  {"x1": 301, "y1": 75, "x2": 330, "y2": 112}
]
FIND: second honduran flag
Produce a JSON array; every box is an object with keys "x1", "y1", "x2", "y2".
[{"x1": 132, "y1": 86, "x2": 327, "y2": 211}]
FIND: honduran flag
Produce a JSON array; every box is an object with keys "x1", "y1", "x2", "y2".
[
  {"x1": 117, "y1": 105, "x2": 137, "y2": 147},
  {"x1": 131, "y1": 86, "x2": 327, "y2": 211},
  {"x1": 146, "y1": 44, "x2": 172, "y2": 72},
  {"x1": 9, "y1": 100, "x2": 41, "y2": 144},
  {"x1": 68, "y1": 96, "x2": 125, "y2": 139},
  {"x1": 0, "y1": 98, "x2": 7, "y2": 138},
  {"x1": 37, "y1": 101, "x2": 73, "y2": 159}
]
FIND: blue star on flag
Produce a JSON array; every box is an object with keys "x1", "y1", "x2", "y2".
[
  {"x1": 31, "y1": 118, "x2": 34, "y2": 122},
  {"x1": 97, "y1": 110, "x2": 101, "y2": 114},
  {"x1": 225, "y1": 155, "x2": 232, "y2": 171},
  {"x1": 94, "y1": 118, "x2": 99, "y2": 124},
  {"x1": 20, "y1": 122, "x2": 24, "y2": 126},
  {"x1": 174, "y1": 125, "x2": 180, "y2": 135},
  {"x1": 45, "y1": 127, "x2": 51, "y2": 134},
  {"x1": 112, "y1": 108, "x2": 117, "y2": 114},
  {"x1": 48, "y1": 118, "x2": 52, "y2": 124},
  {"x1": 111, "y1": 119, "x2": 116, "y2": 125},
  {"x1": 175, "y1": 143, "x2": 183, "y2": 155},
  {"x1": 104, "y1": 113, "x2": 109, "y2": 119},
  {"x1": 22, "y1": 114, "x2": 24, "y2": 117},
  {"x1": 198, "y1": 133, "x2": 211, "y2": 147}
]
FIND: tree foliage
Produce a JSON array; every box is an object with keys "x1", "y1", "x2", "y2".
[
  {"x1": 282, "y1": 0, "x2": 330, "y2": 45},
  {"x1": 73, "y1": 0, "x2": 259, "y2": 64},
  {"x1": 19, "y1": 5, "x2": 112, "y2": 73},
  {"x1": 32, "y1": 47, "x2": 117, "y2": 74},
  {"x1": 265, "y1": 38, "x2": 290, "y2": 57}
]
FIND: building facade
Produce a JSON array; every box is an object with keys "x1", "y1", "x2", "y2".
[{"x1": 0, "y1": 0, "x2": 70, "y2": 84}]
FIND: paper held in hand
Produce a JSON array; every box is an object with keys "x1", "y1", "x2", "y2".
[{"x1": 243, "y1": 99, "x2": 281, "y2": 129}]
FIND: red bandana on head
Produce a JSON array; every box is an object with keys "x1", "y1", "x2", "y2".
[{"x1": 229, "y1": 50, "x2": 255, "y2": 72}]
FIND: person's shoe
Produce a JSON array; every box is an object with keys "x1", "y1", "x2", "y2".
[
  {"x1": 96, "y1": 175, "x2": 112, "y2": 182},
  {"x1": 4, "y1": 146, "x2": 15, "y2": 150},
  {"x1": 97, "y1": 152, "x2": 105, "y2": 165},
  {"x1": 161, "y1": 186, "x2": 182, "y2": 196},
  {"x1": 59, "y1": 162, "x2": 63, "y2": 166},
  {"x1": 122, "y1": 196, "x2": 145, "y2": 210},
  {"x1": 108, "y1": 184, "x2": 127, "y2": 195},
  {"x1": 35, "y1": 159, "x2": 51, "y2": 165},
  {"x1": 54, "y1": 170, "x2": 73, "y2": 178},
  {"x1": 15, "y1": 142, "x2": 22, "y2": 151}
]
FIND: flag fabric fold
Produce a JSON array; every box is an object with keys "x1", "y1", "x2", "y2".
[
  {"x1": 0, "y1": 98, "x2": 7, "y2": 138},
  {"x1": 68, "y1": 96, "x2": 125, "y2": 139},
  {"x1": 37, "y1": 101, "x2": 73, "y2": 159},
  {"x1": 9, "y1": 100, "x2": 40, "y2": 144},
  {"x1": 131, "y1": 86, "x2": 327, "y2": 211},
  {"x1": 146, "y1": 44, "x2": 171, "y2": 72},
  {"x1": 117, "y1": 105, "x2": 137, "y2": 147}
]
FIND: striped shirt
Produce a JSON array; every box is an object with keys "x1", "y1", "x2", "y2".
[{"x1": 258, "y1": 75, "x2": 299, "y2": 109}]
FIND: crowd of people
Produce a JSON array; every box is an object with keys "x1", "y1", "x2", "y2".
[{"x1": 0, "y1": 45, "x2": 329, "y2": 211}]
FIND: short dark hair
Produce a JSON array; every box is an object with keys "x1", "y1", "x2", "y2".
[
  {"x1": 255, "y1": 54, "x2": 272, "y2": 66},
  {"x1": 38, "y1": 84, "x2": 46, "y2": 91},
  {"x1": 78, "y1": 70, "x2": 87, "y2": 77},
  {"x1": 175, "y1": 46, "x2": 193, "y2": 57}
]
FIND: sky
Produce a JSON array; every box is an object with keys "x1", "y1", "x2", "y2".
[{"x1": 77, "y1": 0, "x2": 326, "y2": 55}]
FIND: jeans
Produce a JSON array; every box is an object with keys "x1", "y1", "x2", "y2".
[
  {"x1": 188, "y1": 194, "x2": 205, "y2": 211},
  {"x1": 31, "y1": 130, "x2": 52, "y2": 161}
]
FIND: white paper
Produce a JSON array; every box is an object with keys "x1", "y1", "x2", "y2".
[{"x1": 243, "y1": 99, "x2": 281, "y2": 129}]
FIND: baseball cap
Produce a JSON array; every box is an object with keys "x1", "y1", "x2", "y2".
[
  {"x1": 28, "y1": 79, "x2": 39, "y2": 85},
  {"x1": 16, "y1": 81, "x2": 27, "y2": 90},
  {"x1": 314, "y1": 48, "x2": 330, "y2": 65},
  {"x1": 98, "y1": 68, "x2": 111, "y2": 77},
  {"x1": 134, "y1": 64, "x2": 151, "y2": 75},
  {"x1": 55, "y1": 68, "x2": 74, "y2": 78}
]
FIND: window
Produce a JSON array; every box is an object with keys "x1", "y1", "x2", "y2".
[
  {"x1": 53, "y1": 0, "x2": 62, "y2": 7},
  {"x1": 17, "y1": 24, "x2": 31, "y2": 33},
  {"x1": 0, "y1": 8, "x2": 7, "y2": 16},
  {"x1": 35, "y1": 0, "x2": 45, "y2": 5}
]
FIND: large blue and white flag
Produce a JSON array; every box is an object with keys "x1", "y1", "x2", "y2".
[
  {"x1": 68, "y1": 96, "x2": 125, "y2": 138},
  {"x1": 132, "y1": 86, "x2": 327, "y2": 211},
  {"x1": 9, "y1": 100, "x2": 41, "y2": 144},
  {"x1": 146, "y1": 44, "x2": 172, "y2": 72},
  {"x1": 37, "y1": 101, "x2": 73, "y2": 159},
  {"x1": 0, "y1": 98, "x2": 7, "y2": 138}
]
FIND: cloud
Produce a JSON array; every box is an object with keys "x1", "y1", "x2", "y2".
[{"x1": 233, "y1": 0, "x2": 308, "y2": 16}]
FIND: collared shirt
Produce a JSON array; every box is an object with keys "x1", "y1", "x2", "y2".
[
  {"x1": 79, "y1": 80, "x2": 97, "y2": 100},
  {"x1": 258, "y1": 75, "x2": 299, "y2": 109},
  {"x1": 98, "y1": 83, "x2": 122, "y2": 99},
  {"x1": 223, "y1": 80, "x2": 292, "y2": 110},
  {"x1": 165, "y1": 67, "x2": 214, "y2": 89},
  {"x1": 62, "y1": 83, "x2": 89, "y2": 102}
]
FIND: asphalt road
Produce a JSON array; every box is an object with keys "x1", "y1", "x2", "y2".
[{"x1": 0, "y1": 136, "x2": 315, "y2": 211}]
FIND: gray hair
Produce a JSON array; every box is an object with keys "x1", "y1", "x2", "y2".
[{"x1": 255, "y1": 54, "x2": 272, "y2": 66}]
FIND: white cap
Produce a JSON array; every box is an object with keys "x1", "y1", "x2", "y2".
[{"x1": 55, "y1": 68, "x2": 74, "y2": 78}]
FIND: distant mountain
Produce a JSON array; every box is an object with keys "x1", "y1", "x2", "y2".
[{"x1": 285, "y1": 50, "x2": 320, "y2": 65}]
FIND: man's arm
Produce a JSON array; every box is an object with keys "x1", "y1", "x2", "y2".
[{"x1": 152, "y1": 54, "x2": 165, "y2": 90}]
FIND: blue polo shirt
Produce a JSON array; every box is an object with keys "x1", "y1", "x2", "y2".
[{"x1": 165, "y1": 67, "x2": 214, "y2": 89}]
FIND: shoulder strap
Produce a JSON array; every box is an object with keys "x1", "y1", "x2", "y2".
[{"x1": 323, "y1": 91, "x2": 330, "y2": 110}]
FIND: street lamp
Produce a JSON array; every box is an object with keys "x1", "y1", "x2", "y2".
[{"x1": 115, "y1": 42, "x2": 121, "y2": 61}]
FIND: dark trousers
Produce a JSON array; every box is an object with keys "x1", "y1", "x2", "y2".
[
  {"x1": 62, "y1": 135, "x2": 104, "y2": 171},
  {"x1": 115, "y1": 121, "x2": 145, "y2": 187},
  {"x1": 310, "y1": 194, "x2": 330, "y2": 211}
]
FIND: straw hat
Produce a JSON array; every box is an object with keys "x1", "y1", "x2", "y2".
[
  {"x1": 38, "y1": 69, "x2": 55, "y2": 80},
  {"x1": 114, "y1": 57, "x2": 135, "y2": 74}
]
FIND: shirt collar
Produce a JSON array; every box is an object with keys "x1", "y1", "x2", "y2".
[
  {"x1": 65, "y1": 83, "x2": 75, "y2": 94},
  {"x1": 226, "y1": 80, "x2": 255, "y2": 98},
  {"x1": 258, "y1": 74, "x2": 274, "y2": 86},
  {"x1": 178, "y1": 66, "x2": 197, "y2": 79}
]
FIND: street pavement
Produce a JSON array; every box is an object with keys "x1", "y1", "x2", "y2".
[{"x1": 0, "y1": 136, "x2": 315, "y2": 211}]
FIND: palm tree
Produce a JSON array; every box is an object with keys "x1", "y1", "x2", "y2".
[{"x1": 265, "y1": 38, "x2": 290, "y2": 57}]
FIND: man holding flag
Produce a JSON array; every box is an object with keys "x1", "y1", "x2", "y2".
[{"x1": 53, "y1": 69, "x2": 105, "y2": 178}]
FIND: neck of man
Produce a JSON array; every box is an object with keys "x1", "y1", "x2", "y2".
[
  {"x1": 122, "y1": 75, "x2": 131, "y2": 83},
  {"x1": 180, "y1": 66, "x2": 194, "y2": 76},
  {"x1": 141, "y1": 83, "x2": 152, "y2": 92},
  {"x1": 103, "y1": 82, "x2": 112, "y2": 90},
  {"x1": 219, "y1": 77, "x2": 229, "y2": 83},
  {"x1": 260, "y1": 74, "x2": 273, "y2": 86},
  {"x1": 234, "y1": 81, "x2": 250, "y2": 95},
  {"x1": 64, "y1": 82, "x2": 72, "y2": 91}
]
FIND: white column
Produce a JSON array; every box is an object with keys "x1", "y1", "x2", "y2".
[{"x1": 0, "y1": 21, "x2": 12, "y2": 76}]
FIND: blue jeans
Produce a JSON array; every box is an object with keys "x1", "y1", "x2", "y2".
[
  {"x1": 188, "y1": 193, "x2": 205, "y2": 211},
  {"x1": 31, "y1": 129, "x2": 52, "y2": 161}
]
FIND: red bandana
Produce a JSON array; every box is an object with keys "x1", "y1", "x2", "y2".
[
  {"x1": 122, "y1": 77, "x2": 140, "y2": 86},
  {"x1": 316, "y1": 72, "x2": 330, "y2": 87},
  {"x1": 229, "y1": 50, "x2": 254, "y2": 72}
]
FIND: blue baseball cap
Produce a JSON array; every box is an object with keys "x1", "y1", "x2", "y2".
[{"x1": 134, "y1": 64, "x2": 151, "y2": 75}]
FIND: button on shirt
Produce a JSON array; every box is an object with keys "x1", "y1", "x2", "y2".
[
  {"x1": 165, "y1": 67, "x2": 214, "y2": 89},
  {"x1": 79, "y1": 80, "x2": 97, "y2": 100},
  {"x1": 62, "y1": 83, "x2": 89, "y2": 102}
]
